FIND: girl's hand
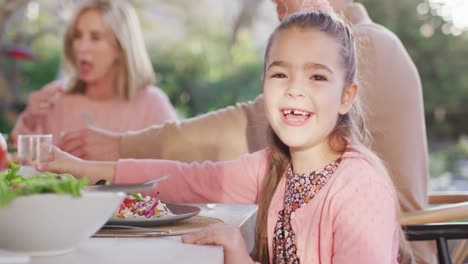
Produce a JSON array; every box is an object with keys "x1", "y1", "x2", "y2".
[
  {"x1": 182, "y1": 224, "x2": 254, "y2": 264},
  {"x1": 36, "y1": 145, "x2": 86, "y2": 179},
  {"x1": 37, "y1": 144, "x2": 117, "y2": 184}
]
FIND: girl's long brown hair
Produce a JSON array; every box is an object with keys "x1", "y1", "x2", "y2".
[{"x1": 253, "y1": 10, "x2": 412, "y2": 264}]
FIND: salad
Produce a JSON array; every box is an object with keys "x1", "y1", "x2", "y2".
[
  {"x1": 0, "y1": 163, "x2": 88, "y2": 207},
  {"x1": 113, "y1": 193, "x2": 173, "y2": 219}
]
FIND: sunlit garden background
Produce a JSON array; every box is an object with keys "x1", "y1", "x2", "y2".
[{"x1": 0, "y1": 0, "x2": 467, "y2": 191}]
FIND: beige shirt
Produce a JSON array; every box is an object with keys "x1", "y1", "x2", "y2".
[{"x1": 122, "y1": 4, "x2": 432, "y2": 262}]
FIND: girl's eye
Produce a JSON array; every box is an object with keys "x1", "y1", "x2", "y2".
[
  {"x1": 311, "y1": 75, "x2": 328, "y2": 81},
  {"x1": 271, "y1": 73, "x2": 287, "y2": 78}
]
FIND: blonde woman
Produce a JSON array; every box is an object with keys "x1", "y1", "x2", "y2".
[{"x1": 11, "y1": 0, "x2": 176, "y2": 158}]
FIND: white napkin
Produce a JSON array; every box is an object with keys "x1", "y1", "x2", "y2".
[{"x1": 0, "y1": 250, "x2": 30, "y2": 263}]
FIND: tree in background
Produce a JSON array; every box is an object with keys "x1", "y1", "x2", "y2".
[
  {"x1": 0, "y1": 0, "x2": 33, "y2": 129},
  {"x1": 358, "y1": 0, "x2": 468, "y2": 139},
  {"x1": 0, "y1": 0, "x2": 66, "y2": 131},
  {"x1": 0, "y1": 0, "x2": 467, "y2": 140},
  {"x1": 130, "y1": 0, "x2": 267, "y2": 117}
]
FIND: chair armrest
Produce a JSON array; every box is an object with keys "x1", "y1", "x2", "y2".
[
  {"x1": 403, "y1": 223, "x2": 468, "y2": 264},
  {"x1": 400, "y1": 201, "x2": 468, "y2": 225},
  {"x1": 403, "y1": 222, "x2": 468, "y2": 241},
  {"x1": 429, "y1": 191, "x2": 468, "y2": 204}
]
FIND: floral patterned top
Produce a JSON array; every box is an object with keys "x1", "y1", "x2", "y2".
[{"x1": 273, "y1": 159, "x2": 342, "y2": 264}]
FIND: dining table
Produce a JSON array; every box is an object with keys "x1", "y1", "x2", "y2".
[{"x1": 29, "y1": 203, "x2": 258, "y2": 264}]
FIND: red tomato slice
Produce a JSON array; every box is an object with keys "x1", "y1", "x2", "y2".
[{"x1": 123, "y1": 198, "x2": 137, "y2": 208}]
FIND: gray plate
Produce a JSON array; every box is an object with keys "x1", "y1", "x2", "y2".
[
  {"x1": 106, "y1": 203, "x2": 200, "y2": 227},
  {"x1": 86, "y1": 176, "x2": 169, "y2": 193}
]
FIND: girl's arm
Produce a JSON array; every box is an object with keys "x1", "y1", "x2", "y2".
[
  {"x1": 331, "y1": 176, "x2": 398, "y2": 263},
  {"x1": 114, "y1": 149, "x2": 269, "y2": 204},
  {"x1": 39, "y1": 146, "x2": 268, "y2": 204}
]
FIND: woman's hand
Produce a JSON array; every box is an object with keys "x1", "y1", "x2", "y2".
[
  {"x1": 37, "y1": 145, "x2": 117, "y2": 184},
  {"x1": 182, "y1": 224, "x2": 254, "y2": 264},
  {"x1": 22, "y1": 81, "x2": 63, "y2": 130}
]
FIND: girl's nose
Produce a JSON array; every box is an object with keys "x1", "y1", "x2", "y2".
[{"x1": 285, "y1": 81, "x2": 305, "y2": 99}]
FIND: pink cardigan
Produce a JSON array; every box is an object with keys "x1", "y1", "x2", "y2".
[
  {"x1": 12, "y1": 85, "x2": 176, "y2": 144},
  {"x1": 115, "y1": 149, "x2": 399, "y2": 263}
]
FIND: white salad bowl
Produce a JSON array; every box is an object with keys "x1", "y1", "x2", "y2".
[{"x1": 0, "y1": 191, "x2": 125, "y2": 256}]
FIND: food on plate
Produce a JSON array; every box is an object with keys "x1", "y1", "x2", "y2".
[
  {"x1": 0, "y1": 163, "x2": 88, "y2": 206},
  {"x1": 113, "y1": 193, "x2": 173, "y2": 219}
]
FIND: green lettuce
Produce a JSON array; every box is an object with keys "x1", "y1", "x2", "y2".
[{"x1": 0, "y1": 164, "x2": 88, "y2": 207}]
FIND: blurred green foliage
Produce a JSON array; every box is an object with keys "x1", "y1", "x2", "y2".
[
  {"x1": 1, "y1": 0, "x2": 467, "y2": 142},
  {"x1": 149, "y1": 29, "x2": 263, "y2": 118},
  {"x1": 20, "y1": 44, "x2": 62, "y2": 93},
  {"x1": 359, "y1": 0, "x2": 468, "y2": 139},
  {"x1": 429, "y1": 136, "x2": 468, "y2": 178}
]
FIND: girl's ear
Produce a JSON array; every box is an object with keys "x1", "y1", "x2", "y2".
[{"x1": 339, "y1": 82, "x2": 358, "y2": 115}]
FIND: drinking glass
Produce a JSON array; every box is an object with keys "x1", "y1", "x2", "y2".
[{"x1": 17, "y1": 134, "x2": 53, "y2": 177}]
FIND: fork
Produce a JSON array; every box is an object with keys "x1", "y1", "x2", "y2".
[{"x1": 81, "y1": 112, "x2": 95, "y2": 127}]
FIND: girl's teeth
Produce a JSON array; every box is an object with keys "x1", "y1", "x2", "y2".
[
  {"x1": 293, "y1": 110, "x2": 308, "y2": 115},
  {"x1": 283, "y1": 109, "x2": 309, "y2": 116}
]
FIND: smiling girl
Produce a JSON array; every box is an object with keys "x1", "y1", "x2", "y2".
[{"x1": 40, "y1": 7, "x2": 410, "y2": 264}]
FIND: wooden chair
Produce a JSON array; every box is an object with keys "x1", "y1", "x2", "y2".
[{"x1": 400, "y1": 191, "x2": 468, "y2": 264}]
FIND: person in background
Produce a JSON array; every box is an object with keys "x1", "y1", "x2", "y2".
[
  {"x1": 57, "y1": 0, "x2": 433, "y2": 261},
  {"x1": 10, "y1": 0, "x2": 177, "y2": 156},
  {"x1": 40, "y1": 8, "x2": 411, "y2": 264}
]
